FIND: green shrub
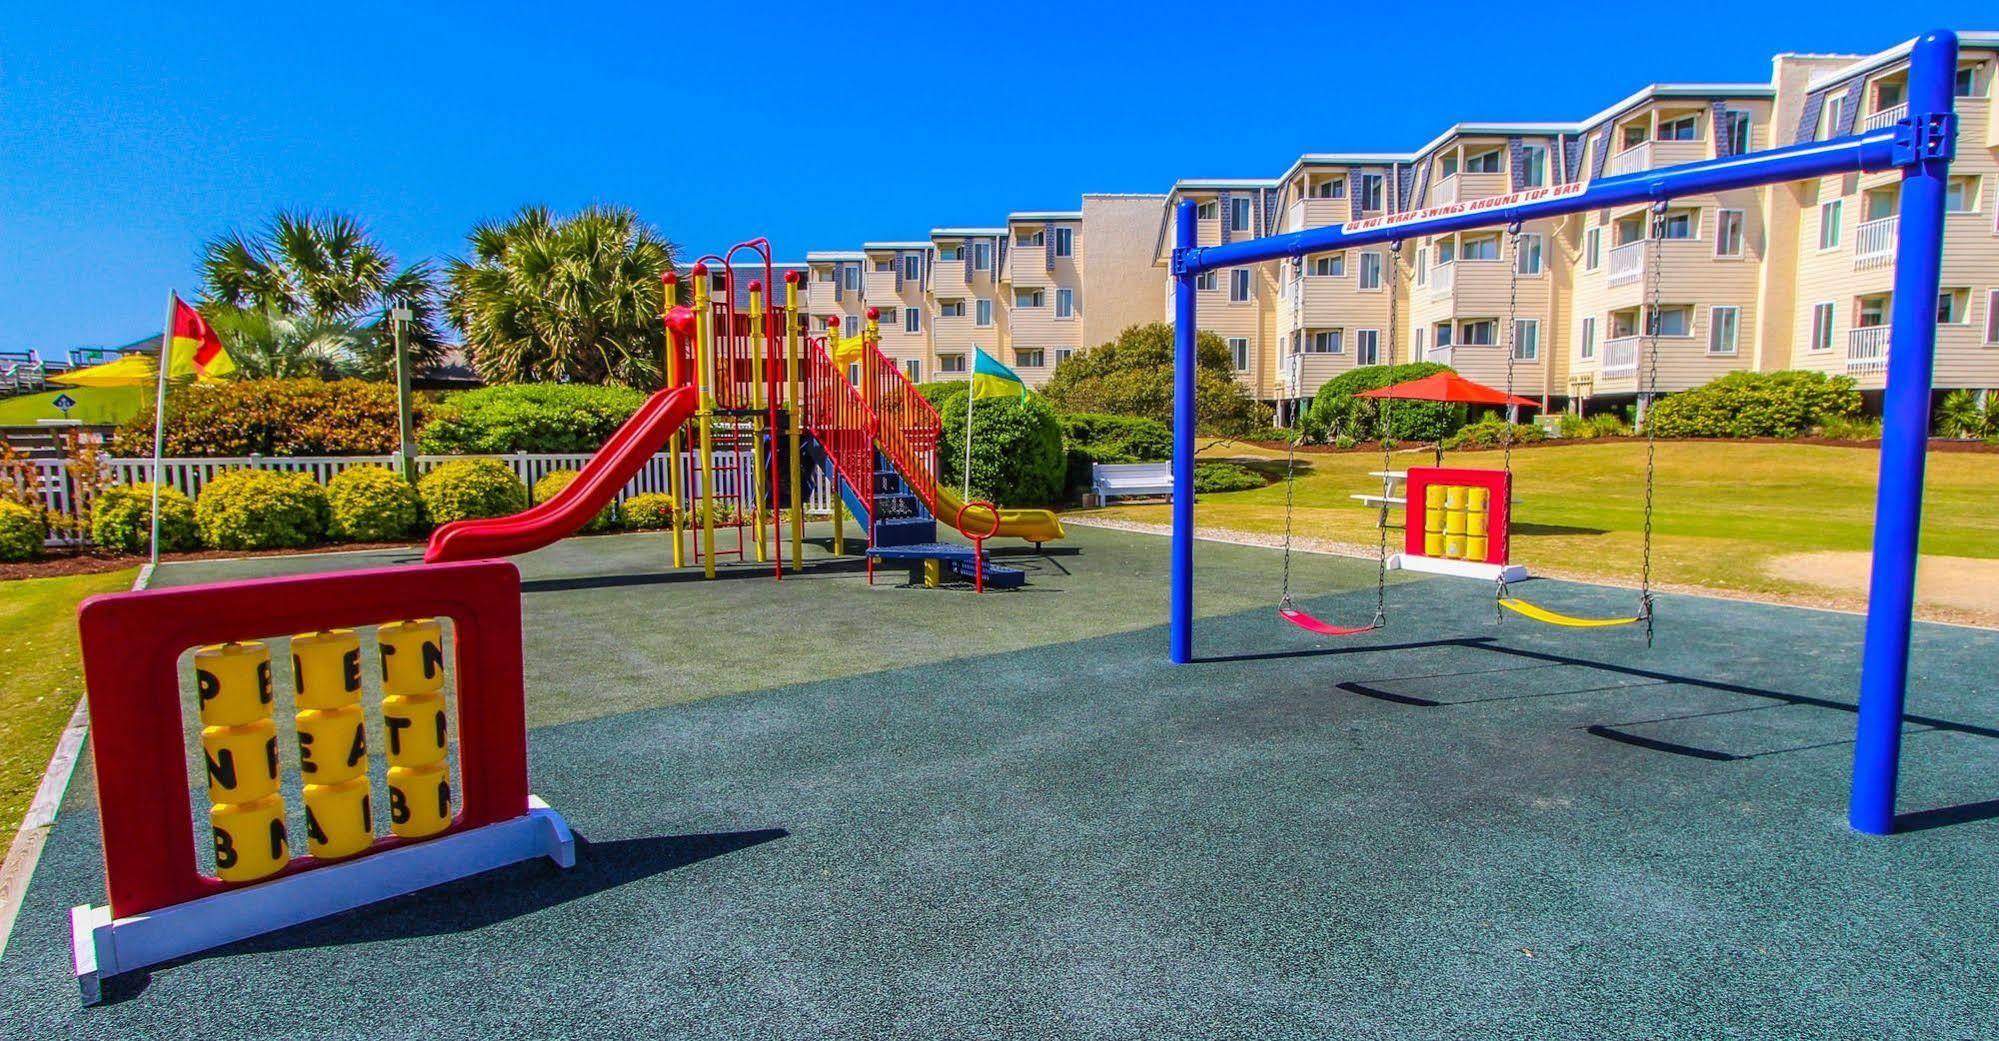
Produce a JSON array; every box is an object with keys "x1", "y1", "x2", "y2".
[
  {"x1": 194, "y1": 470, "x2": 330, "y2": 549},
  {"x1": 90, "y1": 483, "x2": 199, "y2": 553},
  {"x1": 1817, "y1": 415, "x2": 1884, "y2": 440},
  {"x1": 1304, "y1": 363, "x2": 1464, "y2": 444},
  {"x1": 1443, "y1": 418, "x2": 1545, "y2": 451},
  {"x1": 532, "y1": 469, "x2": 615, "y2": 533},
  {"x1": 1041, "y1": 323, "x2": 1272, "y2": 436},
  {"x1": 914, "y1": 380, "x2": 969, "y2": 414},
  {"x1": 620, "y1": 492, "x2": 675, "y2": 530},
  {"x1": 1587, "y1": 413, "x2": 1633, "y2": 438},
  {"x1": 1192, "y1": 462, "x2": 1265, "y2": 494},
  {"x1": 113, "y1": 379, "x2": 432, "y2": 457},
  {"x1": 1334, "y1": 434, "x2": 1358, "y2": 450},
  {"x1": 417, "y1": 459, "x2": 529, "y2": 525},
  {"x1": 1935, "y1": 389, "x2": 1994, "y2": 439},
  {"x1": 688, "y1": 498, "x2": 739, "y2": 524},
  {"x1": 0, "y1": 500, "x2": 46, "y2": 561},
  {"x1": 1646, "y1": 371, "x2": 1861, "y2": 438},
  {"x1": 938, "y1": 393, "x2": 1066, "y2": 505},
  {"x1": 1059, "y1": 412, "x2": 1172, "y2": 497},
  {"x1": 326, "y1": 466, "x2": 423, "y2": 542},
  {"x1": 418, "y1": 384, "x2": 646, "y2": 454}
]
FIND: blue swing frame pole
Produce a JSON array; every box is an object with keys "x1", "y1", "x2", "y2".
[
  {"x1": 1849, "y1": 29, "x2": 1959, "y2": 835},
  {"x1": 1171, "y1": 199, "x2": 1199, "y2": 665}
]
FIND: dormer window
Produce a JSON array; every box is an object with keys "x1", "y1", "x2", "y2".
[
  {"x1": 1017, "y1": 227, "x2": 1045, "y2": 247},
  {"x1": 1659, "y1": 115, "x2": 1698, "y2": 141},
  {"x1": 1465, "y1": 149, "x2": 1502, "y2": 174}
]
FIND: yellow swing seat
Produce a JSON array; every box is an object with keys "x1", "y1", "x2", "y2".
[{"x1": 1497, "y1": 597, "x2": 1645, "y2": 629}]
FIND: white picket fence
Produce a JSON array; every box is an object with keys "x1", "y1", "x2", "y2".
[{"x1": 10, "y1": 450, "x2": 835, "y2": 545}]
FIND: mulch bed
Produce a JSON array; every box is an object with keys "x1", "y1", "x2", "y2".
[{"x1": 0, "y1": 541, "x2": 420, "y2": 583}]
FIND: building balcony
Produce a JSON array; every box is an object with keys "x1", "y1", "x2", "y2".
[
  {"x1": 1425, "y1": 346, "x2": 1453, "y2": 367},
  {"x1": 1607, "y1": 241, "x2": 1646, "y2": 287},
  {"x1": 1431, "y1": 176, "x2": 1459, "y2": 206},
  {"x1": 1848, "y1": 325, "x2": 1891, "y2": 374},
  {"x1": 1854, "y1": 216, "x2": 1898, "y2": 270},
  {"x1": 1602, "y1": 336, "x2": 1640, "y2": 378},
  {"x1": 1603, "y1": 138, "x2": 1708, "y2": 177},
  {"x1": 1428, "y1": 261, "x2": 1455, "y2": 299},
  {"x1": 1862, "y1": 102, "x2": 1909, "y2": 132}
]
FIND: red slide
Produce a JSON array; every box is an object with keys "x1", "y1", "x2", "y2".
[{"x1": 424, "y1": 385, "x2": 699, "y2": 563}]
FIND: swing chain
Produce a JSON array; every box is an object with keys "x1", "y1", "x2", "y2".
[
  {"x1": 1640, "y1": 200, "x2": 1667, "y2": 641},
  {"x1": 1496, "y1": 222, "x2": 1524, "y2": 615},
  {"x1": 1376, "y1": 241, "x2": 1402, "y2": 625},
  {"x1": 1279, "y1": 405, "x2": 1299, "y2": 609}
]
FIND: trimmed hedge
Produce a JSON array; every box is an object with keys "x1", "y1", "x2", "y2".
[
  {"x1": 90, "y1": 483, "x2": 199, "y2": 553},
  {"x1": 1060, "y1": 412, "x2": 1171, "y2": 498},
  {"x1": 937, "y1": 392, "x2": 1066, "y2": 506},
  {"x1": 0, "y1": 500, "x2": 46, "y2": 561},
  {"x1": 1647, "y1": 370, "x2": 1862, "y2": 438},
  {"x1": 914, "y1": 380, "x2": 968, "y2": 414},
  {"x1": 1192, "y1": 462, "x2": 1265, "y2": 494},
  {"x1": 417, "y1": 459, "x2": 529, "y2": 525},
  {"x1": 418, "y1": 384, "x2": 646, "y2": 454},
  {"x1": 114, "y1": 379, "x2": 427, "y2": 457},
  {"x1": 1443, "y1": 419, "x2": 1545, "y2": 451},
  {"x1": 326, "y1": 467, "x2": 424, "y2": 542},
  {"x1": 620, "y1": 492, "x2": 675, "y2": 530},
  {"x1": 194, "y1": 470, "x2": 330, "y2": 550},
  {"x1": 1303, "y1": 363, "x2": 1462, "y2": 444},
  {"x1": 532, "y1": 469, "x2": 615, "y2": 533}
]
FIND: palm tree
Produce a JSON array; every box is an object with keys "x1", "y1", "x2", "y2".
[
  {"x1": 204, "y1": 307, "x2": 378, "y2": 380},
  {"x1": 1935, "y1": 389, "x2": 1992, "y2": 439},
  {"x1": 445, "y1": 206, "x2": 676, "y2": 387},
  {"x1": 199, "y1": 211, "x2": 445, "y2": 373}
]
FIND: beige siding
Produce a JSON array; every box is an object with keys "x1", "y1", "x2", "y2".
[{"x1": 1079, "y1": 195, "x2": 1168, "y2": 351}]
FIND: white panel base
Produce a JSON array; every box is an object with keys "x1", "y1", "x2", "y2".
[
  {"x1": 71, "y1": 797, "x2": 573, "y2": 1006},
  {"x1": 1388, "y1": 554, "x2": 1528, "y2": 583}
]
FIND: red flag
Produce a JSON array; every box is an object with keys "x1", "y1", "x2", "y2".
[{"x1": 167, "y1": 296, "x2": 235, "y2": 380}]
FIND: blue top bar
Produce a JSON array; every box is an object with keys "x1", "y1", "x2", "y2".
[{"x1": 1181, "y1": 129, "x2": 1901, "y2": 275}]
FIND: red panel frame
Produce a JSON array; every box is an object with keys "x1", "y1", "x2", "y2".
[
  {"x1": 1402, "y1": 466, "x2": 1513, "y2": 565},
  {"x1": 76, "y1": 560, "x2": 529, "y2": 919}
]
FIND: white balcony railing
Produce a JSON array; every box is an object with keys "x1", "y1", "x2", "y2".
[
  {"x1": 1607, "y1": 241, "x2": 1646, "y2": 287},
  {"x1": 1854, "y1": 216, "x2": 1898, "y2": 270},
  {"x1": 1606, "y1": 141, "x2": 1653, "y2": 177},
  {"x1": 1862, "y1": 102, "x2": 1909, "y2": 132},
  {"x1": 1425, "y1": 346, "x2": 1454, "y2": 367},
  {"x1": 1848, "y1": 325, "x2": 1891, "y2": 373},
  {"x1": 1601, "y1": 336, "x2": 1640, "y2": 378},
  {"x1": 1431, "y1": 176, "x2": 1459, "y2": 206},
  {"x1": 1429, "y1": 261, "x2": 1456, "y2": 299}
]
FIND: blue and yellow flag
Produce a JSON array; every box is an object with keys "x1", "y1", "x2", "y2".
[{"x1": 970, "y1": 347, "x2": 1028, "y2": 401}]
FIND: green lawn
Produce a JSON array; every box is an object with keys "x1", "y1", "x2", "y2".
[
  {"x1": 0, "y1": 568, "x2": 136, "y2": 843},
  {"x1": 1086, "y1": 439, "x2": 1999, "y2": 606},
  {"x1": 0, "y1": 386, "x2": 145, "y2": 426}
]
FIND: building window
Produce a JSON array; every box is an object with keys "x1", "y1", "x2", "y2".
[
  {"x1": 1358, "y1": 174, "x2": 1384, "y2": 211},
  {"x1": 1648, "y1": 305, "x2": 1693, "y2": 337},
  {"x1": 1660, "y1": 210, "x2": 1695, "y2": 240},
  {"x1": 1358, "y1": 252, "x2": 1383, "y2": 290},
  {"x1": 816, "y1": 267, "x2": 836, "y2": 283},
  {"x1": 1521, "y1": 145, "x2": 1547, "y2": 187},
  {"x1": 1310, "y1": 253, "x2": 1344, "y2": 277},
  {"x1": 1819, "y1": 200, "x2": 1843, "y2": 250},
  {"x1": 1018, "y1": 228, "x2": 1045, "y2": 248},
  {"x1": 1460, "y1": 320, "x2": 1496, "y2": 346},
  {"x1": 1053, "y1": 226, "x2": 1074, "y2": 257},
  {"x1": 1228, "y1": 337, "x2": 1249, "y2": 370},
  {"x1": 876, "y1": 307, "x2": 897, "y2": 325},
  {"x1": 1938, "y1": 288, "x2": 1969, "y2": 324},
  {"x1": 1309, "y1": 330, "x2": 1342, "y2": 353},
  {"x1": 1515, "y1": 233, "x2": 1544, "y2": 275},
  {"x1": 1196, "y1": 271, "x2": 1217, "y2": 291},
  {"x1": 1987, "y1": 289, "x2": 1999, "y2": 342},
  {"x1": 975, "y1": 299, "x2": 993, "y2": 327},
  {"x1": 1465, "y1": 149, "x2": 1502, "y2": 174},
  {"x1": 940, "y1": 300, "x2": 965, "y2": 318},
  {"x1": 973, "y1": 242, "x2": 992, "y2": 270},
  {"x1": 1659, "y1": 114, "x2": 1698, "y2": 141},
  {"x1": 1716, "y1": 210, "x2": 1745, "y2": 257},
  {"x1": 848, "y1": 362, "x2": 861, "y2": 384},
  {"x1": 902, "y1": 255, "x2": 921, "y2": 280},
  {"x1": 1945, "y1": 176, "x2": 1979, "y2": 212},
  {"x1": 1512, "y1": 319, "x2": 1539, "y2": 361},
  {"x1": 1709, "y1": 306, "x2": 1740, "y2": 354},
  {"x1": 1414, "y1": 328, "x2": 1427, "y2": 352},
  {"x1": 1229, "y1": 197, "x2": 1252, "y2": 232},
  {"x1": 1621, "y1": 122, "x2": 1648, "y2": 149},
  {"x1": 941, "y1": 353, "x2": 967, "y2": 373},
  {"x1": 1229, "y1": 269, "x2": 1251, "y2": 302},
  {"x1": 1014, "y1": 288, "x2": 1044, "y2": 308},
  {"x1": 844, "y1": 315, "x2": 860, "y2": 337},
  {"x1": 1957, "y1": 64, "x2": 1983, "y2": 98},
  {"x1": 1580, "y1": 316, "x2": 1597, "y2": 359},
  {"x1": 874, "y1": 258, "x2": 894, "y2": 272},
  {"x1": 1728, "y1": 111, "x2": 1753, "y2": 155},
  {"x1": 1585, "y1": 226, "x2": 1602, "y2": 271},
  {"x1": 1056, "y1": 288, "x2": 1075, "y2": 318},
  {"x1": 939, "y1": 245, "x2": 961, "y2": 262},
  {"x1": 905, "y1": 308, "x2": 921, "y2": 333},
  {"x1": 1196, "y1": 200, "x2": 1219, "y2": 221},
  {"x1": 1054, "y1": 347, "x2": 1074, "y2": 367},
  {"x1": 904, "y1": 359, "x2": 921, "y2": 381},
  {"x1": 1016, "y1": 348, "x2": 1045, "y2": 368},
  {"x1": 1461, "y1": 233, "x2": 1500, "y2": 261},
  {"x1": 843, "y1": 266, "x2": 860, "y2": 291},
  {"x1": 1811, "y1": 303, "x2": 1835, "y2": 351},
  {"x1": 1356, "y1": 329, "x2": 1380, "y2": 365},
  {"x1": 1414, "y1": 247, "x2": 1428, "y2": 287},
  {"x1": 1311, "y1": 176, "x2": 1346, "y2": 199},
  {"x1": 1823, "y1": 95, "x2": 1846, "y2": 138}
]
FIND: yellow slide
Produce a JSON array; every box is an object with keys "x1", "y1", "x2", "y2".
[{"x1": 934, "y1": 486, "x2": 1067, "y2": 544}]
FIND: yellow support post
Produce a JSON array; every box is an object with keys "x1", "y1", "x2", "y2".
[
  {"x1": 664, "y1": 274, "x2": 686, "y2": 570},
  {"x1": 749, "y1": 284, "x2": 769, "y2": 564},
  {"x1": 694, "y1": 269, "x2": 718, "y2": 580},
  {"x1": 784, "y1": 274, "x2": 805, "y2": 572}
]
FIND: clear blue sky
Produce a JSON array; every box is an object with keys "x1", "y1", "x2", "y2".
[{"x1": 1, "y1": 1, "x2": 1988, "y2": 350}]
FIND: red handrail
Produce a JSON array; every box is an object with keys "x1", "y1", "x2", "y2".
[
  {"x1": 800, "y1": 334, "x2": 875, "y2": 525},
  {"x1": 864, "y1": 345, "x2": 941, "y2": 514}
]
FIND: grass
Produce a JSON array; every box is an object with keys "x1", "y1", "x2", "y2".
[
  {"x1": 1083, "y1": 438, "x2": 1999, "y2": 604},
  {"x1": 0, "y1": 568, "x2": 136, "y2": 843},
  {"x1": 0, "y1": 386, "x2": 144, "y2": 426}
]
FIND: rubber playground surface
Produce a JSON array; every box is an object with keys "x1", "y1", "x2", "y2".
[{"x1": 4, "y1": 523, "x2": 1998, "y2": 1039}]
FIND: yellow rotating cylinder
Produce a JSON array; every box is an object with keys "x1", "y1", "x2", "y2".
[
  {"x1": 195, "y1": 641, "x2": 289, "y2": 882},
  {"x1": 292, "y1": 628, "x2": 371, "y2": 858},
  {"x1": 1465, "y1": 487, "x2": 1490, "y2": 562},
  {"x1": 1443, "y1": 485, "x2": 1468, "y2": 560},
  {"x1": 1423, "y1": 485, "x2": 1446, "y2": 558},
  {"x1": 377, "y1": 619, "x2": 445, "y2": 696},
  {"x1": 379, "y1": 618, "x2": 452, "y2": 839}
]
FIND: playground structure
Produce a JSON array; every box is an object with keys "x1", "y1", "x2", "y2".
[
  {"x1": 426, "y1": 239, "x2": 1062, "y2": 590},
  {"x1": 1171, "y1": 30, "x2": 1964, "y2": 835}
]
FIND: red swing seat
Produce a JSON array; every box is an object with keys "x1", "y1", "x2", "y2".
[{"x1": 1278, "y1": 602, "x2": 1380, "y2": 636}]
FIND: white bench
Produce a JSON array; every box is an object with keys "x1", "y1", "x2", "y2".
[
  {"x1": 1349, "y1": 470, "x2": 1408, "y2": 527},
  {"x1": 1091, "y1": 462, "x2": 1174, "y2": 503}
]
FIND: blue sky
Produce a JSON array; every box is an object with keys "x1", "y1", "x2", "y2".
[{"x1": 1, "y1": 1, "x2": 1988, "y2": 350}]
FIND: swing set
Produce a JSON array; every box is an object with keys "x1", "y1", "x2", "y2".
[{"x1": 1170, "y1": 29, "x2": 1961, "y2": 835}]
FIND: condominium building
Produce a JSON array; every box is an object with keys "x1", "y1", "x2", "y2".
[{"x1": 1154, "y1": 179, "x2": 1281, "y2": 395}]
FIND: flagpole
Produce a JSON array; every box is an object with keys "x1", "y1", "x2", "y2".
[
  {"x1": 149, "y1": 291, "x2": 174, "y2": 569},
  {"x1": 962, "y1": 370, "x2": 974, "y2": 500}
]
